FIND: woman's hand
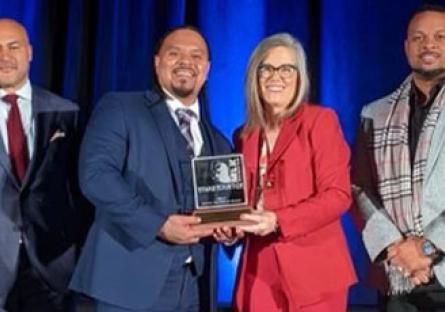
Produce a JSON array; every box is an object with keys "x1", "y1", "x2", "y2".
[{"x1": 238, "y1": 210, "x2": 278, "y2": 236}]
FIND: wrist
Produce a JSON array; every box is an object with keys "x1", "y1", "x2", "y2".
[
  {"x1": 422, "y1": 239, "x2": 444, "y2": 264},
  {"x1": 421, "y1": 239, "x2": 438, "y2": 258}
]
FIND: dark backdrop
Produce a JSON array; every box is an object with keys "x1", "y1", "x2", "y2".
[{"x1": 0, "y1": 0, "x2": 436, "y2": 306}]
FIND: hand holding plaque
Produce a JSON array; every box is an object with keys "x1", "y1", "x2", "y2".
[{"x1": 191, "y1": 154, "x2": 252, "y2": 228}]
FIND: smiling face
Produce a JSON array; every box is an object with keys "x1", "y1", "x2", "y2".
[
  {"x1": 0, "y1": 19, "x2": 32, "y2": 93},
  {"x1": 155, "y1": 28, "x2": 210, "y2": 106},
  {"x1": 258, "y1": 46, "x2": 298, "y2": 117},
  {"x1": 405, "y1": 11, "x2": 445, "y2": 82}
]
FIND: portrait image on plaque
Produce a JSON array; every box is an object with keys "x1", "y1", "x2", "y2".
[{"x1": 192, "y1": 154, "x2": 251, "y2": 225}]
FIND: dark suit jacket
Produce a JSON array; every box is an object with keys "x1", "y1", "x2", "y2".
[
  {"x1": 70, "y1": 90, "x2": 231, "y2": 311},
  {"x1": 0, "y1": 86, "x2": 89, "y2": 308}
]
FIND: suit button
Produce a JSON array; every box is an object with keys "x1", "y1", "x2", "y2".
[{"x1": 265, "y1": 180, "x2": 274, "y2": 188}]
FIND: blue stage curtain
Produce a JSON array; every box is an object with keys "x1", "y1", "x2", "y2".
[{"x1": 0, "y1": 0, "x2": 433, "y2": 306}]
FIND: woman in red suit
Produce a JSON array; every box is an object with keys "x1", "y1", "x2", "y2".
[{"x1": 232, "y1": 33, "x2": 357, "y2": 312}]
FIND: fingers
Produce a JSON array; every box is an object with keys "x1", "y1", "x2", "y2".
[
  {"x1": 235, "y1": 227, "x2": 245, "y2": 238},
  {"x1": 172, "y1": 215, "x2": 214, "y2": 238},
  {"x1": 239, "y1": 211, "x2": 277, "y2": 236},
  {"x1": 238, "y1": 213, "x2": 265, "y2": 234},
  {"x1": 417, "y1": 273, "x2": 430, "y2": 284},
  {"x1": 411, "y1": 276, "x2": 422, "y2": 286},
  {"x1": 159, "y1": 214, "x2": 213, "y2": 244},
  {"x1": 190, "y1": 223, "x2": 214, "y2": 238},
  {"x1": 171, "y1": 214, "x2": 202, "y2": 226},
  {"x1": 237, "y1": 223, "x2": 270, "y2": 236},
  {"x1": 238, "y1": 224, "x2": 262, "y2": 234},
  {"x1": 240, "y1": 213, "x2": 262, "y2": 223},
  {"x1": 212, "y1": 226, "x2": 244, "y2": 245},
  {"x1": 393, "y1": 264, "x2": 409, "y2": 278},
  {"x1": 213, "y1": 226, "x2": 234, "y2": 242},
  {"x1": 410, "y1": 269, "x2": 431, "y2": 286}
]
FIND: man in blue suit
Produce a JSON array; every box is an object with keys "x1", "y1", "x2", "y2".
[
  {"x1": 0, "y1": 19, "x2": 90, "y2": 312},
  {"x1": 70, "y1": 26, "x2": 231, "y2": 311}
]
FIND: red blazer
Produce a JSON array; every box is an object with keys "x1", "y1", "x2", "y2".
[{"x1": 234, "y1": 104, "x2": 357, "y2": 308}]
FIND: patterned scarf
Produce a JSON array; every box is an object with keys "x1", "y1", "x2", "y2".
[{"x1": 372, "y1": 76, "x2": 445, "y2": 294}]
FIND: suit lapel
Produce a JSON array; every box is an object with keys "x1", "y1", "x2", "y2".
[
  {"x1": 147, "y1": 94, "x2": 183, "y2": 198},
  {"x1": 21, "y1": 88, "x2": 55, "y2": 190},
  {"x1": 267, "y1": 106, "x2": 303, "y2": 172},
  {"x1": 422, "y1": 104, "x2": 445, "y2": 226},
  {"x1": 200, "y1": 118, "x2": 218, "y2": 155},
  {"x1": 242, "y1": 129, "x2": 261, "y2": 168},
  {"x1": 240, "y1": 129, "x2": 261, "y2": 203},
  {"x1": 426, "y1": 103, "x2": 445, "y2": 181},
  {"x1": 0, "y1": 88, "x2": 56, "y2": 190},
  {"x1": 0, "y1": 131, "x2": 19, "y2": 188}
]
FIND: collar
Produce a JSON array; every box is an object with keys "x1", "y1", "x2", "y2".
[
  {"x1": 410, "y1": 78, "x2": 445, "y2": 108},
  {"x1": 0, "y1": 79, "x2": 32, "y2": 101},
  {"x1": 162, "y1": 88, "x2": 200, "y2": 120}
]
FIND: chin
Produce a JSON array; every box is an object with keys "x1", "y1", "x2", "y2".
[
  {"x1": 414, "y1": 67, "x2": 445, "y2": 80},
  {"x1": 171, "y1": 87, "x2": 195, "y2": 98},
  {"x1": 0, "y1": 80, "x2": 15, "y2": 88}
]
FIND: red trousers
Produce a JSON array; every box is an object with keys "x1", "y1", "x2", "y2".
[{"x1": 236, "y1": 238, "x2": 348, "y2": 312}]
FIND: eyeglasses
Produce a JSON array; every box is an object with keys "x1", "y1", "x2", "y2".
[{"x1": 258, "y1": 64, "x2": 298, "y2": 79}]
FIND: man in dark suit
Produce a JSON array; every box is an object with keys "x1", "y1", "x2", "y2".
[
  {"x1": 0, "y1": 19, "x2": 89, "y2": 312},
  {"x1": 70, "y1": 26, "x2": 231, "y2": 312}
]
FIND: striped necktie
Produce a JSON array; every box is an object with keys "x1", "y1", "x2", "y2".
[{"x1": 175, "y1": 108, "x2": 196, "y2": 153}]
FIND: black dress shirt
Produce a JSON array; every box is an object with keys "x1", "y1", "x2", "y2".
[{"x1": 408, "y1": 80, "x2": 445, "y2": 161}]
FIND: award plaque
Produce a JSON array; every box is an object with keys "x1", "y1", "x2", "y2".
[{"x1": 192, "y1": 154, "x2": 251, "y2": 225}]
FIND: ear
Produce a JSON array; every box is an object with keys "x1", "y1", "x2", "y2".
[
  {"x1": 404, "y1": 39, "x2": 409, "y2": 59},
  {"x1": 28, "y1": 44, "x2": 33, "y2": 62},
  {"x1": 204, "y1": 61, "x2": 211, "y2": 80},
  {"x1": 154, "y1": 55, "x2": 160, "y2": 74}
]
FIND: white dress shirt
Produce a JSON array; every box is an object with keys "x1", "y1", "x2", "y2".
[
  {"x1": 163, "y1": 89, "x2": 203, "y2": 157},
  {"x1": 163, "y1": 90, "x2": 204, "y2": 263},
  {"x1": 0, "y1": 79, "x2": 35, "y2": 158}
]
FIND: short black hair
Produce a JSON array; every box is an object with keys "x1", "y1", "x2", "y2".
[
  {"x1": 153, "y1": 25, "x2": 211, "y2": 60},
  {"x1": 152, "y1": 25, "x2": 211, "y2": 95},
  {"x1": 407, "y1": 3, "x2": 445, "y2": 32}
]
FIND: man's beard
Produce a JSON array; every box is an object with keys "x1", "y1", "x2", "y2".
[
  {"x1": 412, "y1": 67, "x2": 445, "y2": 80},
  {"x1": 171, "y1": 81, "x2": 194, "y2": 98}
]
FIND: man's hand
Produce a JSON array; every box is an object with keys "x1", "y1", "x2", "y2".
[
  {"x1": 213, "y1": 226, "x2": 244, "y2": 244},
  {"x1": 238, "y1": 210, "x2": 278, "y2": 237},
  {"x1": 410, "y1": 268, "x2": 432, "y2": 286},
  {"x1": 158, "y1": 215, "x2": 214, "y2": 244},
  {"x1": 387, "y1": 236, "x2": 432, "y2": 276}
]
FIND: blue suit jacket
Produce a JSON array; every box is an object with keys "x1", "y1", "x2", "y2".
[
  {"x1": 0, "y1": 87, "x2": 88, "y2": 309},
  {"x1": 70, "y1": 90, "x2": 231, "y2": 311}
]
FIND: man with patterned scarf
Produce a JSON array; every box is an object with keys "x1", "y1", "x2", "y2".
[{"x1": 353, "y1": 4, "x2": 445, "y2": 311}]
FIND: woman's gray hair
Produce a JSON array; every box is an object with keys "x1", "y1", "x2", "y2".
[{"x1": 244, "y1": 33, "x2": 309, "y2": 132}]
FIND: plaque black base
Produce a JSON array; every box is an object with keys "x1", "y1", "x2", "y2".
[{"x1": 193, "y1": 206, "x2": 251, "y2": 224}]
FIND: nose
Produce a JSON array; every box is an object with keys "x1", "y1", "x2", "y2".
[
  {"x1": 268, "y1": 69, "x2": 282, "y2": 81},
  {"x1": 177, "y1": 52, "x2": 192, "y2": 65},
  {"x1": 0, "y1": 46, "x2": 13, "y2": 61},
  {"x1": 422, "y1": 36, "x2": 439, "y2": 50}
]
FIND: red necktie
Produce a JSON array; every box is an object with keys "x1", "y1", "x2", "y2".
[{"x1": 3, "y1": 94, "x2": 28, "y2": 183}]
